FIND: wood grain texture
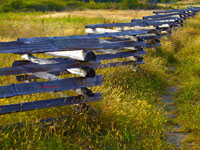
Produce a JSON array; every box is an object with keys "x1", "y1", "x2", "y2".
[
  {"x1": 153, "y1": 9, "x2": 189, "y2": 14},
  {"x1": 0, "y1": 60, "x2": 100, "y2": 76},
  {"x1": 0, "y1": 93, "x2": 102, "y2": 115},
  {"x1": 0, "y1": 38, "x2": 146, "y2": 54},
  {"x1": 15, "y1": 66, "x2": 96, "y2": 81},
  {"x1": 97, "y1": 49, "x2": 146, "y2": 60},
  {"x1": 100, "y1": 60, "x2": 144, "y2": 69},
  {"x1": 86, "y1": 21, "x2": 173, "y2": 29},
  {"x1": 21, "y1": 54, "x2": 96, "y2": 77},
  {"x1": 143, "y1": 13, "x2": 186, "y2": 20},
  {"x1": 0, "y1": 75, "x2": 102, "y2": 98},
  {"x1": 45, "y1": 50, "x2": 96, "y2": 61}
]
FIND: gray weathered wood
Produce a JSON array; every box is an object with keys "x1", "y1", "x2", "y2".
[
  {"x1": 86, "y1": 21, "x2": 173, "y2": 29},
  {"x1": 86, "y1": 28, "x2": 159, "y2": 41},
  {"x1": 16, "y1": 63, "x2": 96, "y2": 100},
  {"x1": 16, "y1": 66, "x2": 96, "y2": 81},
  {"x1": 137, "y1": 33, "x2": 162, "y2": 40},
  {"x1": 21, "y1": 54, "x2": 59, "y2": 64},
  {"x1": 153, "y1": 9, "x2": 191, "y2": 14},
  {"x1": 143, "y1": 13, "x2": 186, "y2": 20},
  {"x1": 0, "y1": 75, "x2": 102, "y2": 98},
  {"x1": 86, "y1": 28, "x2": 119, "y2": 34},
  {"x1": 146, "y1": 40, "x2": 161, "y2": 48},
  {"x1": 0, "y1": 38, "x2": 100, "y2": 54},
  {"x1": 100, "y1": 60, "x2": 144, "y2": 69},
  {"x1": 21, "y1": 54, "x2": 96, "y2": 77},
  {"x1": 96, "y1": 49, "x2": 146, "y2": 60},
  {"x1": 0, "y1": 60, "x2": 100, "y2": 76},
  {"x1": 18, "y1": 30, "x2": 147, "y2": 42},
  {"x1": 142, "y1": 17, "x2": 184, "y2": 22},
  {"x1": 45, "y1": 50, "x2": 96, "y2": 61},
  {"x1": 0, "y1": 38, "x2": 146, "y2": 54},
  {"x1": 0, "y1": 93, "x2": 102, "y2": 115}
]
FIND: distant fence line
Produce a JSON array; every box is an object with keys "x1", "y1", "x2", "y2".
[{"x1": 0, "y1": 6, "x2": 199, "y2": 117}]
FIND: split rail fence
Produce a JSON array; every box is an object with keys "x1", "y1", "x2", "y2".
[{"x1": 0, "y1": 7, "x2": 199, "y2": 120}]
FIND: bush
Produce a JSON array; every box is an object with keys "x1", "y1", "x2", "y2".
[
  {"x1": 25, "y1": 3, "x2": 49, "y2": 12},
  {"x1": 122, "y1": 0, "x2": 141, "y2": 9},
  {"x1": 65, "y1": 1, "x2": 85, "y2": 10},
  {"x1": 0, "y1": 0, "x2": 25, "y2": 12},
  {"x1": 0, "y1": 0, "x2": 148, "y2": 12},
  {"x1": 0, "y1": 0, "x2": 67, "y2": 12},
  {"x1": 43, "y1": 1, "x2": 66, "y2": 11}
]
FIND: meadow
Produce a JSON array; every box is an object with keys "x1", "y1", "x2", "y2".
[{"x1": 0, "y1": 9, "x2": 199, "y2": 149}]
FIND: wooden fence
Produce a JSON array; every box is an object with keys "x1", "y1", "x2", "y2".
[{"x1": 0, "y1": 7, "x2": 199, "y2": 118}]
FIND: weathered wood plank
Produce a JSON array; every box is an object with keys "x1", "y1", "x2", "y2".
[
  {"x1": 0, "y1": 93, "x2": 102, "y2": 115},
  {"x1": 86, "y1": 21, "x2": 173, "y2": 29},
  {"x1": 0, "y1": 38, "x2": 100, "y2": 54},
  {"x1": 86, "y1": 28, "x2": 158, "y2": 39},
  {"x1": 133, "y1": 17, "x2": 178, "y2": 21},
  {"x1": 153, "y1": 9, "x2": 191, "y2": 14},
  {"x1": 100, "y1": 60, "x2": 144, "y2": 69},
  {"x1": 153, "y1": 8, "x2": 198, "y2": 17},
  {"x1": 86, "y1": 28, "x2": 119, "y2": 34},
  {"x1": 11, "y1": 61, "x2": 144, "y2": 82},
  {"x1": 146, "y1": 40, "x2": 161, "y2": 48},
  {"x1": 0, "y1": 75, "x2": 102, "y2": 98},
  {"x1": 97, "y1": 49, "x2": 146, "y2": 60},
  {"x1": 0, "y1": 60, "x2": 100, "y2": 76},
  {"x1": 16, "y1": 49, "x2": 145, "y2": 81},
  {"x1": 136, "y1": 33, "x2": 162, "y2": 40},
  {"x1": 0, "y1": 38, "x2": 146, "y2": 54},
  {"x1": 16, "y1": 66, "x2": 96, "y2": 81},
  {"x1": 21, "y1": 54, "x2": 96, "y2": 77},
  {"x1": 21, "y1": 54, "x2": 59, "y2": 64},
  {"x1": 101, "y1": 40, "x2": 146, "y2": 47},
  {"x1": 86, "y1": 28, "x2": 160, "y2": 41},
  {"x1": 15, "y1": 65, "x2": 95, "y2": 97},
  {"x1": 18, "y1": 30, "x2": 147, "y2": 42},
  {"x1": 141, "y1": 17, "x2": 184, "y2": 25},
  {"x1": 44, "y1": 50, "x2": 96, "y2": 61},
  {"x1": 86, "y1": 22, "x2": 147, "y2": 28},
  {"x1": 23, "y1": 50, "x2": 96, "y2": 62},
  {"x1": 188, "y1": 7, "x2": 200, "y2": 12},
  {"x1": 95, "y1": 47, "x2": 145, "y2": 53},
  {"x1": 143, "y1": 13, "x2": 186, "y2": 20}
]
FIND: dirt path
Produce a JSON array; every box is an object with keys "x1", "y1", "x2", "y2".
[{"x1": 163, "y1": 68, "x2": 187, "y2": 148}]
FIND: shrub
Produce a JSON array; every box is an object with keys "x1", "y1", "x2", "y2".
[{"x1": 0, "y1": 0, "x2": 25, "y2": 12}]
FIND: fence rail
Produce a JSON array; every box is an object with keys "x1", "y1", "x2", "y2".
[{"x1": 0, "y1": 6, "x2": 199, "y2": 119}]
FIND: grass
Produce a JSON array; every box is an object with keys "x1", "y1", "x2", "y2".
[
  {"x1": 167, "y1": 14, "x2": 200, "y2": 149},
  {"x1": 0, "y1": 9, "x2": 199, "y2": 149},
  {"x1": 0, "y1": 10, "x2": 154, "y2": 41},
  {"x1": 152, "y1": 13, "x2": 200, "y2": 149}
]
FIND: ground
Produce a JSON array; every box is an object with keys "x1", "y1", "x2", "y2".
[{"x1": 0, "y1": 10, "x2": 200, "y2": 150}]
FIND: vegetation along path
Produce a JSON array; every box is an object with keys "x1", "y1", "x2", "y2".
[
  {"x1": 0, "y1": 10, "x2": 199, "y2": 149},
  {"x1": 163, "y1": 70, "x2": 186, "y2": 148},
  {"x1": 158, "y1": 13, "x2": 200, "y2": 149}
]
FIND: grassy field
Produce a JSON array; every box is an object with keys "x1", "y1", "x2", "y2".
[
  {"x1": 0, "y1": 10, "x2": 199, "y2": 149},
  {"x1": 169, "y1": 14, "x2": 200, "y2": 149}
]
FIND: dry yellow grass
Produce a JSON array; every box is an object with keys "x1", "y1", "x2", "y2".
[
  {"x1": 0, "y1": 10, "x2": 171, "y2": 149},
  {"x1": 40, "y1": 9, "x2": 154, "y2": 22},
  {"x1": 1, "y1": 9, "x2": 200, "y2": 149}
]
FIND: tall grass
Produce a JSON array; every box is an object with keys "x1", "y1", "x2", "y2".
[
  {"x1": 155, "y1": 14, "x2": 200, "y2": 149},
  {"x1": 0, "y1": 10, "x2": 199, "y2": 149}
]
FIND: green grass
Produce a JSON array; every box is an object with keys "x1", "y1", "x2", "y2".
[
  {"x1": 153, "y1": 14, "x2": 200, "y2": 149},
  {"x1": 0, "y1": 10, "x2": 199, "y2": 149},
  {"x1": 168, "y1": 15, "x2": 200, "y2": 149},
  {"x1": 0, "y1": 12, "x2": 107, "y2": 40}
]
